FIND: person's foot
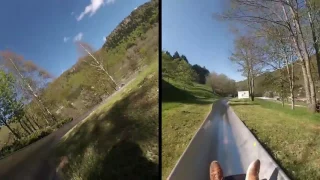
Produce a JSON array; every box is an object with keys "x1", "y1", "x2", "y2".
[
  {"x1": 210, "y1": 161, "x2": 224, "y2": 180},
  {"x1": 246, "y1": 159, "x2": 260, "y2": 180}
]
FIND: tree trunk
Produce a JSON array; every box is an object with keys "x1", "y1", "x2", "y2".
[
  {"x1": 301, "y1": 62, "x2": 312, "y2": 103},
  {"x1": 249, "y1": 66, "x2": 255, "y2": 101},
  {"x1": 25, "y1": 118, "x2": 37, "y2": 131},
  {"x1": 33, "y1": 120, "x2": 41, "y2": 129},
  {"x1": 281, "y1": 89, "x2": 285, "y2": 107},
  {"x1": 291, "y1": 86, "x2": 295, "y2": 109},
  {"x1": 284, "y1": 47, "x2": 295, "y2": 110},
  {"x1": 247, "y1": 71, "x2": 252, "y2": 100},
  {"x1": 295, "y1": 17, "x2": 317, "y2": 112},
  {"x1": 290, "y1": 64, "x2": 295, "y2": 110},
  {"x1": 80, "y1": 44, "x2": 118, "y2": 89},
  {"x1": 3, "y1": 122, "x2": 20, "y2": 139},
  {"x1": 26, "y1": 114, "x2": 41, "y2": 129},
  {"x1": 8, "y1": 58, "x2": 57, "y2": 122},
  {"x1": 252, "y1": 75, "x2": 255, "y2": 101},
  {"x1": 291, "y1": 59, "x2": 295, "y2": 110},
  {"x1": 250, "y1": 82, "x2": 255, "y2": 101},
  {"x1": 305, "y1": 0, "x2": 320, "y2": 79},
  {"x1": 101, "y1": 68, "x2": 118, "y2": 91},
  {"x1": 23, "y1": 120, "x2": 35, "y2": 132},
  {"x1": 28, "y1": 117, "x2": 39, "y2": 130},
  {"x1": 283, "y1": 3, "x2": 316, "y2": 112},
  {"x1": 15, "y1": 80, "x2": 50, "y2": 125},
  {"x1": 19, "y1": 120, "x2": 32, "y2": 135},
  {"x1": 34, "y1": 103, "x2": 50, "y2": 125}
]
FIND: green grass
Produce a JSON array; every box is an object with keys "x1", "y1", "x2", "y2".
[
  {"x1": 0, "y1": 123, "x2": 19, "y2": 148},
  {"x1": 230, "y1": 98, "x2": 320, "y2": 179},
  {"x1": 162, "y1": 79, "x2": 219, "y2": 179},
  {"x1": 55, "y1": 60, "x2": 158, "y2": 179}
]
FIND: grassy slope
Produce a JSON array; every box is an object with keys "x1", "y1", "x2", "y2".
[
  {"x1": 0, "y1": 124, "x2": 18, "y2": 148},
  {"x1": 55, "y1": 59, "x2": 158, "y2": 179},
  {"x1": 230, "y1": 99, "x2": 320, "y2": 179},
  {"x1": 162, "y1": 80, "x2": 219, "y2": 179}
]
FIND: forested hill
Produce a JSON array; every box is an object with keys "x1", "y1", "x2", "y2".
[
  {"x1": 38, "y1": 0, "x2": 159, "y2": 119},
  {"x1": 103, "y1": 0, "x2": 158, "y2": 50},
  {"x1": 236, "y1": 54, "x2": 320, "y2": 97},
  {"x1": 162, "y1": 50, "x2": 210, "y2": 85}
]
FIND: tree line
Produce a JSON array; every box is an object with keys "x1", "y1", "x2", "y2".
[
  {"x1": 0, "y1": 51, "x2": 57, "y2": 139},
  {"x1": 162, "y1": 50, "x2": 237, "y2": 95},
  {"x1": 206, "y1": 72, "x2": 237, "y2": 96},
  {"x1": 162, "y1": 50, "x2": 210, "y2": 85},
  {"x1": 219, "y1": 0, "x2": 320, "y2": 112}
]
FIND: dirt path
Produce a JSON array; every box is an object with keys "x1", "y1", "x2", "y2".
[{"x1": 0, "y1": 77, "x2": 137, "y2": 180}]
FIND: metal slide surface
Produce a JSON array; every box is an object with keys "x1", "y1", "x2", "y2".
[{"x1": 168, "y1": 99, "x2": 290, "y2": 180}]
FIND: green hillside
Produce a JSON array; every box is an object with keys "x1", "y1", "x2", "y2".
[
  {"x1": 161, "y1": 51, "x2": 219, "y2": 179},
  {"x1": 40, "y1": 0, "x2": 159, "y2": 119}
]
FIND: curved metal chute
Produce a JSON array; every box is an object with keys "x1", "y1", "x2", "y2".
[{"x1": 167, "y1": 100, "x2": 290, "y2": 180}]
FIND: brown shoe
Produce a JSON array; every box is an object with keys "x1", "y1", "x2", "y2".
[
  {"x1": 210, "y1": 161, "x2": 224, "y2": 180},
  {"x1": 246, "y1": 159, "x2": 260, "y2": 180}
]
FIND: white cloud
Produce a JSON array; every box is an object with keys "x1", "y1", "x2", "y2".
[
  {"x1": 134, "y1": 7, "x2": 137, "y2": 10},
  {"x1": 106, "y1": 0, "x2": 115, "y2": 4},
  {"x1": 103, "y1": 36, "x2": 106, "y2": 42},
  {"x1": 63, "y1": 37, "x2": 70, "y2": 43},
  {"x1": 76, "y1": 0, "x2": 115, "y2": 21},
  {"x1": 73, "y1": 32, "x2": 83, "y2": 42}
]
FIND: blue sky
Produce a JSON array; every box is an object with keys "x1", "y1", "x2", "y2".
[
  {"x1": 162, "y1": 0, "x2": 244, "y2": 81},
  {"x1": 0, "y1": 0, "x2": 149, "y2": 77}
]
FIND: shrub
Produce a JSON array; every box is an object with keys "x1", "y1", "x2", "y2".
[
  {"x1": 0, "y1": 118, "x2": 73, "y2": 158},
  {"x1": 0, "y1": 127, "x2": 53, "y2": 158},
  {"x1": 126, "y1": 42, "x2": 135, "y2": 50},
  {"x1": 52, "y1": 117, "x2": 73, "y2": 130}
]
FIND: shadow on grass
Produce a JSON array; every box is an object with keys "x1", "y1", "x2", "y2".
[
  {"x1": 162, "y1": 79, "x2": 213, "y2": 105},
  {"x1": 290, "y1": 129, "x2": 320, "y2": 178},
  {"x1": 229, "y1": 103, "x2": 259, "y2": 106},
  {"x1": 56, "y1": 75, "x2": 158, "y2": 179},
  {"x1": 188, "y1": 86, "x2": 215, "y2": 96},
  {"x1": 87, "y1": 140, "x2": 158, "y2": 179}
]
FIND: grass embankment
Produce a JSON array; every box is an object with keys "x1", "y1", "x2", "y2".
[
  {"x1": 229, "y1": 98, "x2": 320, "y2": 179},
  {"x1": 162, "y1": 80, "x2": 219, "y2": 179},
  {"x1": 55, "y1": 60, "x2": 158, "y2": 179}
]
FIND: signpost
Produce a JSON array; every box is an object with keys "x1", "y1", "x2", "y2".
[{"x1": 238, "y1": 91, "x2": 249, "y2": 99}]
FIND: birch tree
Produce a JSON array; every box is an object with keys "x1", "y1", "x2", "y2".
[
  {"x1": 0, "y1": 51, "x2": 56, "y2": 123},
  {"x1": 76, "y1": 41, "x2": 118, "y2": 91}
]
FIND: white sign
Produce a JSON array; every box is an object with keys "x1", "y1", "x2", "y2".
[{"x1": 238, "y1": 91, "x2": 249, "y2": 99}]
